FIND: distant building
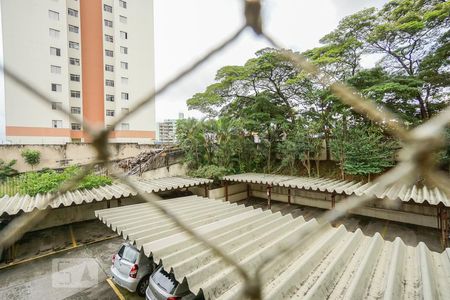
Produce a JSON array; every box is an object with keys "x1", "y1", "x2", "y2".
[
  {"x1": 1, "y1": 0, "x2": 155, "y2": 144},
  {"x1": 157, "y1": 113, "x2": 184, "y2": 144}
]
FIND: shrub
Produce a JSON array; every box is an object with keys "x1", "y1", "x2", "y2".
[
  {"x1": 18, "y1": 166, "x2": 113, "y2": 196},
  {"x1": 21, "y1": 149, "x2": 41, "y2": 169},
  {"x1": 0, "y1": 159, "x2": 18, "y2": 182},
  {"x1": 189, "y1": 165, "x2": 229, "y2": 182}
]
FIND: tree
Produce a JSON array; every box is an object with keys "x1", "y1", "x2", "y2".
[
  {"x1": 362, "y1": 0, "x2": 448, "y2": 119},
  {"x1": 332, "y1": 125, "x2": 396, "y2": 181},
  {"x1": 278, "y1": 121, "x2": 323, "y2": 177},
  {"x1": 21, "y1": 149, "x2": 41, "y2": 170}
]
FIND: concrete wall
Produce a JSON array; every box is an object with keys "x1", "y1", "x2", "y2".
[
  {"x1": 0, "y1": 143, "x2": 158, "y2": 172},
  {"x1": 31, "y1": 196, "x2": 144, "y2": 231},
  {"x1": 248, "y1": 183, "x2": 441, "y2": 228},
  {"x1": 141, "y1": 163, "x2": 187, "y2": 180},
  {"x1": 190, "y1": 183, "x2": 248, "y2": 203}
]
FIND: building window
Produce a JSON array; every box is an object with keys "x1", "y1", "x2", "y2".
[
  {"x1": 69, "y1": 57, "x2": 80, "y2": 65},
  {"x1": 49, "y1": 28, "x2": 60, "y2": 39},
  {"x1": 51, "y1": 83, "x2": 62, "y2": 92},
  {"x1": 70, "y1": 74, "x2": 80, "y2": 82},
  {"x1": 121, "y1": 77, "x2": 128, "y2": 85},
  {"x1": 106, "y1": 94, "x2": 115, "y2": 102},
  {"x1": 68, "y1": 8, "x2": 78, "y2": 17},
  {"x1": 121, "y1": 92, "x2": 129, "y2": 100},
  {"x1": 71, "y1": 107, "x2": 81, "y2": 114},
  {"x1": 71, "y1": 123, "x2": 81, "y2": 130},
  {"x1": 104, "y1": 4, "x2": 112, "y2": 13},
  {"x1": 106, "y1": 110, "x2": 115, "y2": 117},
  {"x1": 69, "y1": 41, "x2": 80, "y2": 49},
  {"x1": 49, "y1": 10, "x2": 59, "y2": 21},
  {"x1": 105, "y1": 64, "x2": 114, "y2": 72},
  {"x1": 120, "y1": 62, "x2": 128, "y2": 70},
  {"x1": 105, "y1": 80, "x2": 114, "y2": 87},
  {"x1": 121, "y1": 123, "x2": 129, "y2": 130},
  {"x1": 120, "y1": 46, "x2": 128, "y2": 55},
  {"x1": 104, "y1": 19, "x2": 113, "y2": 27},
  {"x1": 105, "y1": 34, "x2": 113, "y2": 42},
  {"x1": 68, "y1": 25, "x2": 79, "y2": 33},
  {"x1": 120, "y1": 31, "x2": 128, "y2": 39},
  {"x1": 71, "y1": 90, "x2": 81, "y2": 98},
  {"x1": 119, "y1": 0, "x2": 127, "y2": 8},
  {"x1": 105, "y1": 49, "x2": 114, "y2": 57},
  {"x1": 50, "y1": 65, "x2": 61, "y2": 74},
  {"x1": 119, "y1": 15, "x2": 127, "y2": 24},
  {"x1": 50, "y1": 47, "x2": 61, "y2": 56},
  {"x1": 52, "y1": 120, "x2": 63, "y2": 128},
  {"x1": 51, "y1": 102, "x2": 62, "y2": 110}
]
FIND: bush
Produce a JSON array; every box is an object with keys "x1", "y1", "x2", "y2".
[
  {"x1": 0, "y1": 159, "x2": 18, "y2": 182},
  {"x1": 189, "y1": 165, "x2": 229, "y2": 182},
  {"x1": 21, "y1": 149, "x2": 41, "y2": 169},
  {"x1": 18, "y1": 166, "x2": 113, "y2": 196}
]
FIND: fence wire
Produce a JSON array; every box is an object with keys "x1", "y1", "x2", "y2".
[{"x1": 0, "y1": 1, "x2": 449, "y2": 299}]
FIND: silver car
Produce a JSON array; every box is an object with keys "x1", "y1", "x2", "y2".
[
  {"x1": 145, "y1": 265, "x2": 199, "y2": 300},
  {"x1": 111, "y1": 243, "x2": 154, "y2": 296}
]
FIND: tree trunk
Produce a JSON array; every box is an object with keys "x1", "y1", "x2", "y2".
[
  {"x1": 315, "y1": 159, "x2": 320, "y2": 177},
  {"x1": 417, "y1": 95, "x2": 429, "y2": 120}
]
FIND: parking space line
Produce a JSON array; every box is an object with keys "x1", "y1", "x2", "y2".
[
  {"x1": 106, "y1": 278, "x2": 126, "y2": 300},
  {"x1": 0, "y1": 235, "x2": 117, "y2": 270},
  {"x1": 381, "y1": 220, "x2": 390, "y2": 238},
  {"x1": 69, "y1": 225, "x2": 77, "y2": 247}
]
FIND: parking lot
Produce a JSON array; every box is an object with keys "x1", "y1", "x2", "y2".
[{"x1": 0, "y1": 197, "x2": 443, "y2": 300}]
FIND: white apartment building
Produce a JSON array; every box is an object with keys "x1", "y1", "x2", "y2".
[
  {"x1": 157, "y1": 113, "x2": 184, "y2": 144},
  {"x1": 157, "y1": 119, "x2": 177, "y2": 144},
  {"x1": 1, "y1": 0, "x2": 155, "y2": 144}
]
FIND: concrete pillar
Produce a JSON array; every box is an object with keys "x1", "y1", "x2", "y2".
[
  {"x1": 224, "y1": 181, "x2": 229, "y2": 202},
  {"x1": 331, "y1": 193, "x2": 336, "y2": 209},
  {"x1": 204, "y1": 184, "x2": 208, "y2": 198},
  {"x1": 267, "y1": 185, "x2": 272, "y2": 209}
]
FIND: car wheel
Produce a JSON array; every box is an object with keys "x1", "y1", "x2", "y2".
[{"x1": 137, "y1": 275, "x2": 149, "y2": 297}]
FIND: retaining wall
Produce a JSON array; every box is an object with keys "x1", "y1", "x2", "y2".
[{"x1": 0, "y1": 143, "x2": 158, "y2": 172}]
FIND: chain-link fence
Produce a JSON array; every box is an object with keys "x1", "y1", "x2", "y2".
[{"x1": 0, "y1": 1, "x2": 449, "y2": 299}]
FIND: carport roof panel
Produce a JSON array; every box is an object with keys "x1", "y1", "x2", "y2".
[
  {"x1": 0, "y1": 176, "x2": 211, "y2": 215},
  {"x1": 223, "y1": 173, "x2": 450, "y2": 207},
  {"x1": 95, "y1": 196, "x2": 450, "y2": 300}
]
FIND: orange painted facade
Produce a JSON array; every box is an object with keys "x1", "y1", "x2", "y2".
[
  {"x1": 7, "y1": 126, "x2": 155, "y2": 141},
  {"x1": 110, "y1": 130, "x2": 156, "y2": 139},
  {"x1": 6, "y1": 126, "x2": 70, "y2": 137},
  {"x1": 80, "y1": 0, "x2": 105, "y2": 128}
]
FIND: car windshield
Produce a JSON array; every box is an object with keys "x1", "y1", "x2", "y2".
[
  {"x1": 153, "y1": 267, "x2": 178, "y2": 294},
  {"x1": 118, "y1": 245, "x2": 139, "y2": 263}
]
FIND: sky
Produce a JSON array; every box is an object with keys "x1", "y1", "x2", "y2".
[
  {"x1": 153, "y1": 0, "x2": 388, "y2": 122},
  {"x1": 0, "y1": 0, "x2": 389, "y2": 142}
]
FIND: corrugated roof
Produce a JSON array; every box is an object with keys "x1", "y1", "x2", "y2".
[
  {"x1": 95, "y1": 196, "x2": 450, "y2": 300},
  {"x1": 0, "y1": 176, "x2": 211, "y2": 216},
  {"x1": 223, "y1": 173, "x2": 450, "y2": 207}
]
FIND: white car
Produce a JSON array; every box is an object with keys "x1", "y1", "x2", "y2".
[{"x1": 111, "y1": 243, "x2": 154, "y2": 296}]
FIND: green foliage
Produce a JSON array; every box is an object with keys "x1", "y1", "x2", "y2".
[
  {"x1": 189, "y1": 165, "x2": 229, "y2": 182},
  {"x1": 178, "y1": 0, "x2": 449, "y2": 181},
  {"x1": 18, "y1": 166, "x2": 112, "y2": 196},
  {"x1": 331, "y1": 125, "x2": 396, "y2": 179},
  {"x1": 0, "y1": 160, "x2": 18, "y2": 182},
  {"x1": 21, "y1": 149, "x2": 41, "y2": 169}
]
